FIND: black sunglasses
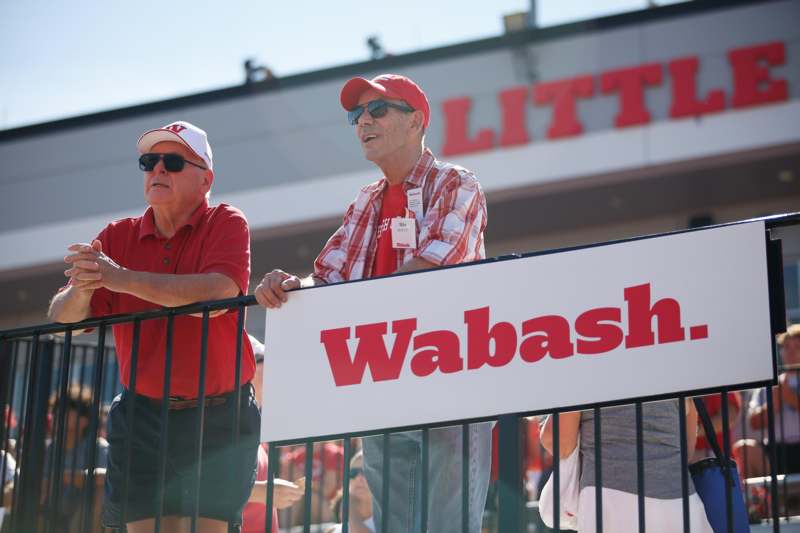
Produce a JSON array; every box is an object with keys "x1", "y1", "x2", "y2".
[
  {"x1": 347, "y1": 100, "x2": 414, "y2": 125},
  {"x1": 139, "y1": 153, "x2": 207, "y2": 172},
  {"x1": 348, "y1": 467, "x2": 364, "y2": 479}
]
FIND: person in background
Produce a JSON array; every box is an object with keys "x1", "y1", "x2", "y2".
[
  {"x1": 738, "y1": 324, "x2": 800, "y2": 477},
  {"x1": 325, "y1": 450, "x2": 374, "y2": 533},
  {"x1": 44, "y1": 385, "x2": 108, "y2": 532},
  {"x1": 540, "y1": 400, "x2": 713, "y2": 533},
  {"x1": 691, "y1": 392, "x2": 741, "y2": 463}
]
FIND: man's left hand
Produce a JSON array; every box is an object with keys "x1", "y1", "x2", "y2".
[{"x1": 64, "y1": 240, "x2": 127, "y2": 293}]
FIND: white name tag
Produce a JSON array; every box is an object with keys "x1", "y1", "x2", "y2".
[
  {"x1": 391, "y1": 217, "x2": 417, "y2": 249},
  {"x1": 406, "y1": 187, "x2": 423, "y2": 223}
]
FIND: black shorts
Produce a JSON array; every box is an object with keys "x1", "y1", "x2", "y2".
[
  {"x1": 767, "y1": 441, "x2": 800, "y2": 475},
  {"x1": 101, "y1": 384, "x2": 260, "y2": 527}
]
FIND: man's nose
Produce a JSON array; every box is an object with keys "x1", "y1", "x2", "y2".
[
  {"x1": 152, "y1": 156, "x2": 167, "y2": 174},
  {"x1": 356, "y1": 105, "x2": 374, "y2": 127}
]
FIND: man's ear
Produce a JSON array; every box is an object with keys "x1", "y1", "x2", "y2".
[
  {"x1": 410, "y1": 110, "x2": 425, "y2": 133},
  {"x1": 203, "y1": 169, "x2": 215, "y2": 193}
]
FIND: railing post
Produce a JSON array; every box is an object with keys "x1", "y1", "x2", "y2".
[
  {"x1": 0, "y1": 338, "x2": 12, "y2": 467},
  {"x1": 15, "y1": 335, "x2": 54, "y2": 532},
  {"x1": 497, "y1": 414, "x2": 523, "y2": 532}
]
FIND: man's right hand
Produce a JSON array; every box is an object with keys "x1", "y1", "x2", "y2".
[{"x1": 254, "y1": 269, "x2": 301, "y2": 308}]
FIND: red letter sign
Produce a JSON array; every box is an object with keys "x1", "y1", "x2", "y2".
[
  {"x1": 441, "y1": 97, "x2": 495, "y2": 156},
  {"x1": 601, "y1": 64, "x2": 663, "y2": 127},
  {"x1": 668, "y1": 56, "x2": 726, "y2": 118},
  {"x1": 534, "y1": 75, "x2": 594, "y2": 139},
  {"x1": 728, "y1": 41, "x2": 788, "y2": 109}
]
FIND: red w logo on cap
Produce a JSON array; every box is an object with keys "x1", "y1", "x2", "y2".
[{"x1": 165, "y1": 124, "x2": 187, "y2": 133}]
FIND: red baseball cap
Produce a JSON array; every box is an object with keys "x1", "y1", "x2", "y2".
[{"x1": 340, "y1": 74, "x2": 430, "y2": 128}]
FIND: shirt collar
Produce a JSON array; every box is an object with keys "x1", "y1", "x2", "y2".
[
  {"x1": 138, "y1": 198, "x2": 209, "y2": 241},
  {"x1": 376, "y1": 148, "x2": 435, "y2": 192}
]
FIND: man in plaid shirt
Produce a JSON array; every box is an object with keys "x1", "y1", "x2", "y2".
[{"x1": 255, "y1": 74, "x2": 491, "y2": 533}]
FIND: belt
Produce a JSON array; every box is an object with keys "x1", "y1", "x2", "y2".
[
  {"x1": 165, "y1": 396, "x2": 227, "y2": 410},
  {"x1": 132, "y1": 383, "x2": 252, "y2": 410}
]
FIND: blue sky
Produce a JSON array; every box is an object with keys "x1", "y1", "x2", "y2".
[{"x1": 0, "y1": 0, "x2": 684, "y2": 130}]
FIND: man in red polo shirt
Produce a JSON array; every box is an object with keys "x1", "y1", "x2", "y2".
[
  {"x1": 254, "y1": 75, "x2": 491, "y2": 533},
  {"x1": 48, "y1": 121, "x2": 259, "y2": 533}
]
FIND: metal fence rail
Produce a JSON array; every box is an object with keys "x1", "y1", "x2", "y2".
[{"x1": 0, "y1": 213, "x2": 798, "y2": 533}]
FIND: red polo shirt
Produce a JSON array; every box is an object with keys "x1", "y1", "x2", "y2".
[{"x1": 86, "y1": 200, "x2": 255, "y2": 399}]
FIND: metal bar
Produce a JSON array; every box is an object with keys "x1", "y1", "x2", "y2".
[
  {"x1": 552, "y1": 412, "x2": 560, "y2": 532},
  {"x1": 721, "y1": 392, "x2": 733, "y2": 533},
  {"x1": 0, "y1": 341, "x2": 18, "y2": 487},
  {"x1": 765, "y1": 386, "x2": 780, "y2": 531},
  {"x1": 635, "y1": 402, "x2": 645, "y2": 533},
  {"x1": 303, "y1": 441, "x2": 314, "y2": 533},
  {"x1": 461, "y1": 423, "x2": 469, "y2": 533},
  {"x1": 155, "y1": 313, "x2": 176, "y2": 533},
  {"x1": 285, "y1": 452, "x2": 296, "y2": 527},
  {"x1": 381, "y1": 432, "x2": 390, "y2": 533},
  {"x1": 421, "y1": 427, "x2": 429, "y2": 532},
  {"x1": 740, "y1": 391, "x2": 750, "y2": 513},
  {"x1": 70, "y1": 347, "x2": 88, "y2": 490},
  {"x1": 232, "y1": 305, "x2": 245, "y2": 445},
  {"x1": 229, "y1": 305, "x2": 246, "y2": 532},
  {"x1": 341, "y1": 438, "x2": 352, "y2": 533},
  {"x1": 190, "y1": 308, "x2": 211, "y2": 533},
  {"x1": 767, "y1": 238, "x2": 787, "y2": 337},
  {"x1": 0, "y1": 339, "x2": 14, "y2": 512},
  {"x1": 9, "y1": 340, "x2": 30, "y2": 533},
  {"x1": 679, "y1": 397, "x2": 690, "y2": 533},
  {"x1": 594, "y1": 406, "x2": 603, "y2": 533},
  {"x1": 497, "y1": 414, "x2": 521, "y2": 533},
  {"x1": 79, "y1": 325, "x2": 107, "y2": 533},
  {"x1": 317, "y1": 447, "x2": 325, "y2": 532},
  {"x1": 773, "y1": 375, "x2": 790, "y2": 523},
  {"x1": 48, "y1": 330, "x2": 73, "y2": 533},
  {"x1": 0, "y1": 341, "x2": 19, "y2": 512},
  {"x1": 121, "y1": 318, "x2": 142, "y2": 527},
  {"x1": 265, "y1": 444, "x2": 278, "y2": 533},
  {"x1": 16, "y1": 335, "x2": 54, "y2": 532}
]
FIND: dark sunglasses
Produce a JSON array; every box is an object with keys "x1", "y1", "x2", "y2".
[
  {"x1": 347, "y1": 100, "x2": 414, "y2": 125},
  {"x1": 139, "y1": 153, "x2": 207, "y2": 172},
  {"x1": 348, "y1": 467, "x2": 364, "y2": 479}
]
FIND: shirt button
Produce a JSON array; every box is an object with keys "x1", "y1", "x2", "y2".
[
  {"x1": 164, "y1": 243, "x2": 172, "y2": 250},
  {"x1": 163, "y1": 258, "x2": 170, "y2": 265}
]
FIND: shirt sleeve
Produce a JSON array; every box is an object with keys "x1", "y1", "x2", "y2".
[
  {"x1": 198, "y1": 206, "x2": 251, "y2": 295},
  {"x1": 415, "y1": 170, "x2": 487, "y2": 266},
  {"x1": 314, "y1": 201, "x2": 356, "y2": 284}
]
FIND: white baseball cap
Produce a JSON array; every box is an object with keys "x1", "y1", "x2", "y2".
[{"x1": 137, "y1": 120, "x2": 213, "y2": 170}]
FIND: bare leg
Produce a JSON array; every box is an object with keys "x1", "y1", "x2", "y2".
[{"x1": 126, "y1": 516, "x2": 230, "y2": 533}]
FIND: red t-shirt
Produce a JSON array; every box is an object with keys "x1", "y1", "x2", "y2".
[
  {"x1": 696, "y1": 392, "x2": 742, "y2": 450},
  {"x1": 84, "y1": 200, "x2": 255, "y2": 398},
  {"x1": 242, "y1": 445, "x2": 279, "y2": 533},
  {"x1": 371, "y1": 184, "x2": 406, "y2": 277}
]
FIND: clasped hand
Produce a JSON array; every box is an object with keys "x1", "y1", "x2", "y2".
[{"x1": 64, "y1": 239, "x2": 125, "y2": 292}]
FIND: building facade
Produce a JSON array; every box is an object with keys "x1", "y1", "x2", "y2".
[{"x1": 1, "y1": 0, "x2": 798, "y2": 335}]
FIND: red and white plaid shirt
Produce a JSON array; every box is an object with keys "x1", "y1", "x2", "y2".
[{"x1": 314, "y1": 148, "x2": 487, "y2": 283}]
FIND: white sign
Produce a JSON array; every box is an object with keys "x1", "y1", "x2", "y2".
[{"x1": 261, "y1": 221, "x2": 774, "y2": 442}]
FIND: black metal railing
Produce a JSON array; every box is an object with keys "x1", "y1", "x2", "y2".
[{"x1": 0, "y1": 213, "x2": 798, "y2": 533}]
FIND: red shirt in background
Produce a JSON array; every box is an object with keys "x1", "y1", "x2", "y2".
[
  {"x1": 81, "y1": 200, "x2": 255, "y2": 398},
  {"x1": 283, "y1": 443, "x2": 344, "y2": 499},
  {"x1": 696, "y1": 392, "x2": 742, "y2": 451}
]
